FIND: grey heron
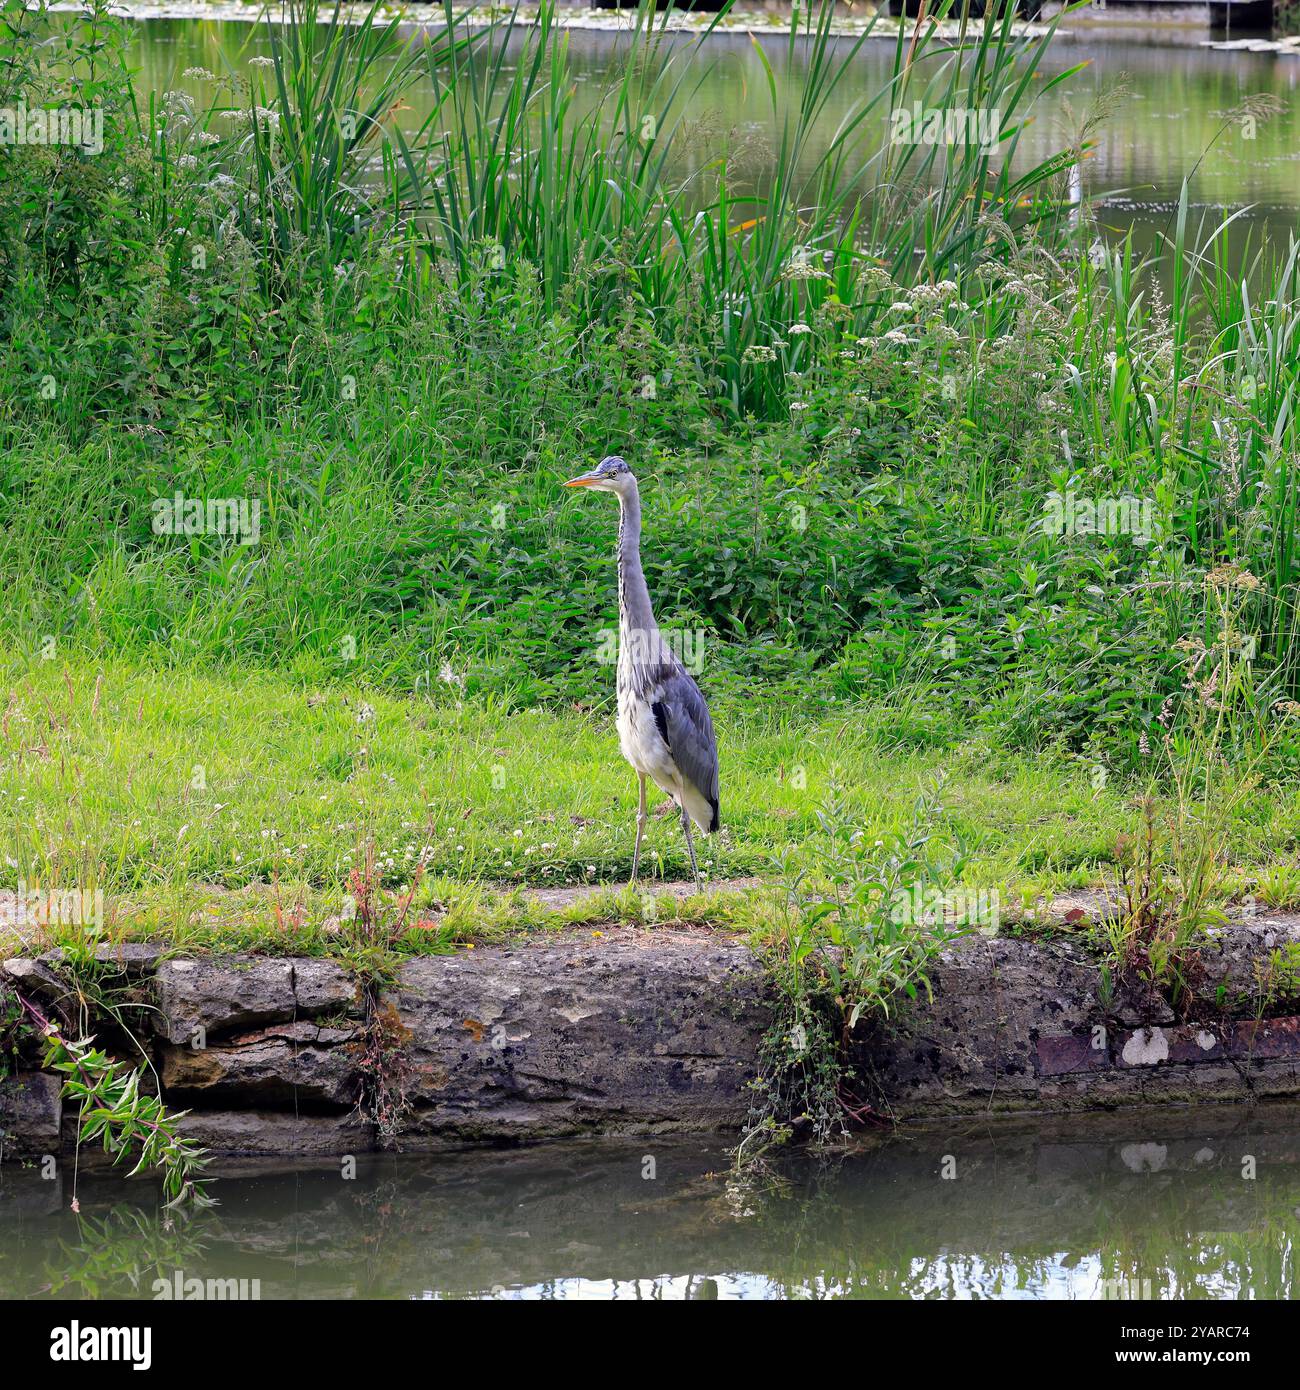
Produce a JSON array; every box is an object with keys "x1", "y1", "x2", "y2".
[{"x1": 564, "y1": 455, "x2": 719, "y2": 891}]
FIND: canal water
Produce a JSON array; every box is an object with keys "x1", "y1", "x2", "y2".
[
  {"x1": 125, "y1": 10, "x2": 1300, "y2": 264},
  {"x1": 2, "y1": 1105, "x2": 1297, "y2": 1298}
]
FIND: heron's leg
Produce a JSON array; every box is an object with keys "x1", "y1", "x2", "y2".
[
  {"x1": 680, "y1": 807, "x2": 701, "y2": 893},
  {"x1": 630, "y1": 774, "x2": 648, "y2": 886}
]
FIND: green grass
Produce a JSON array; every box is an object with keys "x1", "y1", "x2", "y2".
[
  {"x1": 3, "y1": 655, "x2": 1299, "y2": 956},
  {"x1": 5, "y1": 1, "x2": 1300, "y2": 967},
  {"x1": 7, "y1": 0, "x2": 1300, "y2": 761}
]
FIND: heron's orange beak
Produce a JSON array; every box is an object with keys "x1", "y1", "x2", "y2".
[{"x1": 563, "y1": 472, "x2": 601, "y2": 488}]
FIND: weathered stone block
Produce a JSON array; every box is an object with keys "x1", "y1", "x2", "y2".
[
  {"x1": 174, "y1": 1109, "x2": 371, "y2": 1156},
  {"x1": 1, "y1": 957, "x2": 75, "y2": 1009},
  {"x1": 862, "y1": 925, "x2": 1300, "y2": 1117},
  {"x1": 158, "y1": 1021, "x2": 361, "y2": 1108},
  {"x1": 0, "y1": 1070, "x2": 62, "y2": 1156},
  {"x1": 295, "y1": 959, "x2": 360, "y2": 1014},
  {"x1": 153, "y1": 957, "x2": 357, "y2": 1044},
  {"x1": 387, "y1": 932, "x2": 771, "y2": 1144}
]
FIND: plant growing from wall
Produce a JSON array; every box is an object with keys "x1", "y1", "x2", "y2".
[
  {"x1": 11, "y1": 991, "x2": 215, "y2": 1210},
  {"x1": 0, "y1": 985, "x2": 24, "y2": 1081},
  {"x1": 341, "y1": 837, "x2": 423, "y2": 1147},
  {"x1": 1253, "y1": 941, "x2": 1300, "y2": 1017},
  {"x1": 739, "y1": 779, "x2": 974, "y2": 1166}
]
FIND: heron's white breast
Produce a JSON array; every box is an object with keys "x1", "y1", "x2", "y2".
[{"x1": 616, "y1": 690, "x2": 678, "y2": 793}]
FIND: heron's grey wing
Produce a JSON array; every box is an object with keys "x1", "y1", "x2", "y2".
[{"x1": 650, "y1": 666, "x2": 720, "y2": 832}]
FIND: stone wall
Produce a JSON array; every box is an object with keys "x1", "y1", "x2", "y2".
[{"x1": 3, "y1": 914, "x2": 1300, "y2": 1156}]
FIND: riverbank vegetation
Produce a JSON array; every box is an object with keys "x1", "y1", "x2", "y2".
[{"x1": 4, "y1": 0, "x2": 1300, "y2": 936}]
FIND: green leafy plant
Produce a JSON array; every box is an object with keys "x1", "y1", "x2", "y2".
[
  {"x1": 789, "y1": 778, "x2": 974, "y2": 1033},
  {"x1": 1252, "y1": 865, "x2": 1300, "y2": 911},
  {"x1": 1254, "y1": 941, "x2": 1300, "y2": 1015},
  {"x1": 740, "y1": 779, "x2": 974, "y2": 1162},
  {"x1": 14, "y1": 993, "x2": 215, "y2": 1210}
]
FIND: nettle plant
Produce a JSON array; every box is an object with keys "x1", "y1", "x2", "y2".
[
  {"x1": 740, "y1": 779, "x2": 972, "y2": 1161},
  {"x1": 795, "y1": 779, "x2": 973, "y2": 1032}
]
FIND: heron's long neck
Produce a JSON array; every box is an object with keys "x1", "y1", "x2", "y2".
[{"x1": 617, "y1": 486, "x2": 656, "y2": 638}]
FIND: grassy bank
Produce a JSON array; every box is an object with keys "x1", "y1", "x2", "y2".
[
  {"x1": 3, "y1": 658, "x2": 1300, "y2": 950},
  {"x1": 0, "y1": 657, "x2": 1127, "y2": 931},
  {"x1": 3, "y1": 0, "x2": 1300, "y2": 954}
]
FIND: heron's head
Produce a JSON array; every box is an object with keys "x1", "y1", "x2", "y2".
[{"x1": 563, "y1": 455, "x2": 635, "y2": 498}]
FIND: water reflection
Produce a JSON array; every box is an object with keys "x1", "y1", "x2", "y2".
[{"x1": 2, "y1": 1105, "x2": 1297, "y2": 1299}]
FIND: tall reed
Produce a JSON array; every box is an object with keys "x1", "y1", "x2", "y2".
[
  {"x1": 400, "y1": 0, "x2": 1085, "y2": 413},
  {"x1": 242, "y1": 0, "x2": 473, "y2": 276}
]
